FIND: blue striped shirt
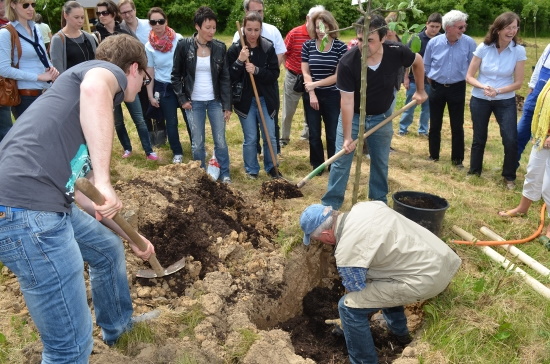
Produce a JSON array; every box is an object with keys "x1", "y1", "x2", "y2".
[
  {"x1": 301, "y1": 39, "x2": 347, "y2": 91},
  {"x1": 337, "y1": 266, "x2": 368, "y2": 292}
]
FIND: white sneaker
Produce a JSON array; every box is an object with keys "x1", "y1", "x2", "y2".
[{"x1": 172, "y1": 154, "x2": 183, "y2": 164}]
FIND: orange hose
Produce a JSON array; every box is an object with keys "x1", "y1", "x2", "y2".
[{"x1": 450, "y1": 204, "x2": 547, "y2": 245}]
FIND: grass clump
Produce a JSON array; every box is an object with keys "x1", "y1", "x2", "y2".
[
  {"x1": 225, "y1": 328, "x2": 259, "y2": 363},
  {"x1": 114, "y1": 322, "x2": 156, "y2": 356},
  {"x1": 179, "y1": 305, "x2": 206, "y2": 339}
]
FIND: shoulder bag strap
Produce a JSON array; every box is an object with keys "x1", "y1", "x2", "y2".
[{"x1": 3, "y1": 24, "x2": 22, "y2": 68}]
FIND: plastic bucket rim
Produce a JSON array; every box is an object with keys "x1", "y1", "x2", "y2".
[{"x1": 392, "y1": 191, "x2": 450, "y2": 212}]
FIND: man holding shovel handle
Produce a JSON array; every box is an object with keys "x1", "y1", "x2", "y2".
[
  {"x1": 321, "y1": 15, "x2": 428, "y2": 210},
  {"x1": 0, "y1": 35, "x2": 157, "y2": 362}
]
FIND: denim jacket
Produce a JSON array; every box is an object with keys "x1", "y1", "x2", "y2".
[{"x1": 171, "y1": 34, "x2": 231, "y2": 111}]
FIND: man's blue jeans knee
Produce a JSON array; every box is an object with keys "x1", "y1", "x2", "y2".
[
  {"x1": 322, "y1": 109, "x2": 393, "y2": 209},
  {"x1": 399, "y1": 82, "x2": 430, "y2": 135},
  {"x1": 0, "y1": 204, "x2": 133, "y2": 363},
  {"x1": 338, "y1": 296, "x2": 408, "y2": 364}
]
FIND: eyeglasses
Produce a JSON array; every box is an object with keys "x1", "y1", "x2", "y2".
[
  {"x1": 22, "y1": 2, "x2": 36, "y2": 9},
  {"x1": 120, "y1": 9, "x2": 134, "y2": 16},
  {"x1": 149, "y1": 19, "x2": 166, "y2": 26},
  {"x1": 454, "y1": 24, "x2": 467, "y2": 31},
  {"x1": 504, "y1": 26, "x2": 519, "y2": 31},
  {"x1": 142, "y1": 69, "x2": 152, "y2": 86},
  {"x1": 96, "y1": 10, "x2": 111, "y2": 17}
]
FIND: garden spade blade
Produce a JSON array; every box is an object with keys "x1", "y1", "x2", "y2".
[{"x1": 136, "y1": 257, "x2": 186, "y2": 278}]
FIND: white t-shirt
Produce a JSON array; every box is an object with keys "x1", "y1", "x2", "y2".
[
  {"x1": 232, "y1": 22, "x2": 286, "y2": 55},
  {"x1": 134, "y1": 18, "x2": 151, "y2": 45},
  {"x1": 192, "y1": 56, "x2": 215, "y2": 101}
]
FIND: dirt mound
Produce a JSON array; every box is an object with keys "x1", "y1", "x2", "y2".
[{"x1": 1, "y1": 162, "x2": 424, "y2": 363}]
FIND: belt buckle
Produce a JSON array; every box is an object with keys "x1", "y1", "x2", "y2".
[{"x1": 443, "y1": 83, "x2": 451, "y2": 87}]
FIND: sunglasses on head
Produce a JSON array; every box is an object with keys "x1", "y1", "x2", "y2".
[
  {"x1": 22, "y1": 2, "x2": 36, "y2": 9},
  {"x1": 96, "y1": 10, "x2": 110, "y2": 17},
  {"x1": 149, "y1": 19, "x2": 166, "y2": 26}
]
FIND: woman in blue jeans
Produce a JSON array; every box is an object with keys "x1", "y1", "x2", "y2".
[
  {"x1": 465, "y1": 12, "x2": 525, "y2": 189},
  {"x1": 301, "y1": 10, "x2": 347, "y2": 172},
  {"x1": 171, "y1": 6, "x2": 232, "y2": 182},
  {"x1": 227, "y1": 12, "x2": 280, "y2": 179},
  {"x1": 145, "y1": 7, "x2": 190, "y2": 164}
]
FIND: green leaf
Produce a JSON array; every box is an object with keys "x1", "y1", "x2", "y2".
[
  {"x1": 388, "y1": 21, "x2": 398, "y2": 32},
  {"x1": 0, "y1": 333, "x2": 6, "y2": 344},
  {"x1": 495, "y1": 322, "x2": 513, "y2": 341},
  {"x1": 473, "y1": 277, "x2": 486, "y2": 292},
  {"x1": 319, "y1": 21, "x2": 328, "y2": 52},
  {"x1": 410, "y1": 36, "x2": 421, "y2": 53},
  {"x1": 401, "y1": 33, "x2": 410, "y2": 45},
  {"x1": 398, "y1": 1, "x2": 408, "y2": 10}
]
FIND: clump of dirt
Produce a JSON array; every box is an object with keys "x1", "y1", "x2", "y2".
[{"x1": 261, "y1": 179, "x2": 304, "y2": 200}]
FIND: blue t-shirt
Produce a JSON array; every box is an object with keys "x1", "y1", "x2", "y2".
[{"x1": 0, "y1": 60, "x2": 127, "y2": 212}]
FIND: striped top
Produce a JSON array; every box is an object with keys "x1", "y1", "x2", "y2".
[
  {"x1": 301, "y1": 38, "x2": 347, "y2": 91},
  {"x1": 284, "y1": 24, "x2": 310, "y2": 74}
]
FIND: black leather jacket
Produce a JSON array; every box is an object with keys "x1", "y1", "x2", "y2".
[{"x1": 171, "y1": 34, "x2": 231, "y2": 111}]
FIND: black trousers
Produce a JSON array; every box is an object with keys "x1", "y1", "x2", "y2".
[{"x1": 428, "y1": 80, "x2": 466, "y2": 164}]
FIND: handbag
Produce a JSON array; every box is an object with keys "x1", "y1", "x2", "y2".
[
  {"x1": 0, "y1": 24, "x2": 22, "y2": 107},
  {"x1": 293, "y1": 73, "x2": 305, "y2": 93}
]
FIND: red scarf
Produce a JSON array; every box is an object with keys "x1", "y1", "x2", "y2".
[{"x1": 148, "y1": 26, "x2": 176, "y2": 53}]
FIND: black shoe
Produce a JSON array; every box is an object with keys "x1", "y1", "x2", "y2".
[
  {"x1": 267, "y1": 167, "x2": 283, "y2": 179},
  {"x1": 453, "y1": 162, "x2": 464, "y2": 169},
  {"x1": 246, "y1": 173, "x2": 258, "y2": 180},
  {"x1": 427, "y1": 156, "x2": 438, "y2": 162},
  {"x1": 395, "y1": 333, "x2": 413, "y2": 346}
]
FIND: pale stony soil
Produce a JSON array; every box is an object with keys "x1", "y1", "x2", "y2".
[{"x1": 0, "y1": 162, "x2": 425, "y2": 364}]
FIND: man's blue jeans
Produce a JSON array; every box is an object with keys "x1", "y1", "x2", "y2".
[
  {"x1": 0, "y1": 204, "x2": 133, "y2": 363},
  {"x1": 238, "y1": 97, "x2": 277, "y2": 174},
  {"x1": 398, "y1": 82, "x2": 431, "y2": 135},
  {"x1": 338, "y1": 296, "x2": 408, "y2": 364},
  {"x1": 0, "y1": 106, "x2": 13, "y2": 143},
  {"x1": 114, "y1": 98, "x2": 154, "y2": 155},
  {"x1": 185, "y1": 100, "x2": 230, "y2": 179},
  {"x1": 321, "y1": 108, "x2": 393, "y2": 209},
  {"x1": 469, "y1": 96, "x2": 517, "y2": 181}
]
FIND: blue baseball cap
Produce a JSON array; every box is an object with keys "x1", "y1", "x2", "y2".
[{"x1": 300, "y1": 204, "x2": 333, "y2": 245}]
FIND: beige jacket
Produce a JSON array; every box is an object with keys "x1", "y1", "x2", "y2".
[{"x1": 335, "y1": 201, "x2": 461, "y2": 308}]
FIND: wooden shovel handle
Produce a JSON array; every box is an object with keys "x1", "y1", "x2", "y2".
[{"x1": 75, "y1": 178, "x2": 165, "y2": 277}]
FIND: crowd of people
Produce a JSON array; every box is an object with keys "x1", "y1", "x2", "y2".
[{"x1": 0, "y1": 0, "x2": 549, "y2": 363}]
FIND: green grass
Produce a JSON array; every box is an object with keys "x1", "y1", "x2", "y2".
[
  {"x1": 100, "y1": 34, "x2": 550, "y2": 363},
  {"x1": 114, "y1": 322, "x2": 156, "y2": 356},
  {"x1": 225, "y1": 328, "x2": 259, "y2": 363},
  {"x1": 178, "y1": 305, "x2": 206, "y2": 339}
]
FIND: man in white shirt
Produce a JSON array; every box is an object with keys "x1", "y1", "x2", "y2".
[{"x1": 118, "y1": 0, "x2": 150, "y2": 44}]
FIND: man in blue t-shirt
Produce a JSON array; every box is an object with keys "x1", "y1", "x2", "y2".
[
  {"x1": 321, "y1": 15, "x2": 428, "y2": 209},
  {"x1": 0, "y1": 35, "x2": 156, "y2": 363}
]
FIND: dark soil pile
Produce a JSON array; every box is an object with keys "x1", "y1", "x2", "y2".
[{"x1": 261, "y1": 179, "x2": 304, "y2": 200}]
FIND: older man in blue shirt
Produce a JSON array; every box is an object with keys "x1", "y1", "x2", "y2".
[{"x1": 424, "y1": 10, "x2": 476, "y2": 168}]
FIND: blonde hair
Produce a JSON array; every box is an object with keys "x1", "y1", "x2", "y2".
[{"x1": 7, "y1": 0, "x2": 29, "y2": 22}]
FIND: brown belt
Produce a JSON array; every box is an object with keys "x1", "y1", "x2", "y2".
[{"x1": 18, "y1": 89, "x2": 43, "y2": 97}]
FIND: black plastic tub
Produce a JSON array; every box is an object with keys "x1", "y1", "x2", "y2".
[{"x1": 392, "y1": 191, "x2": 450, "y2": 237}]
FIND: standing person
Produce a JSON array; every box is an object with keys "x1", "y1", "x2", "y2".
[
  {"x1": 499, "y1": 81, "x2": 550, "y2": 244},
  {"x1": 233, "y1": 0, "x2": 286, "y2": 153},
  {"x1": 280, "y1": 5, "x2": 324, "y2": 146},
  {"x1": 145, "y1": 7, "x2": 188, "y2": 164},
  {"x1": 50, "y1": 1, "x2": 97, "y2": 74},
  {"x1": 300, "y1": 202, "x2": 461, "y2": 364},
  {"x1": 466, "y1": 12, "x2": 525, "y2": 189},
  {"x1": 118, "y1": 0, "x2": 164, "y2": 147},
  {"x1": 0, "y1": 0, "x2": 11, "y2": 142},
  {"x1": 398, "y1": 12, "x2": 442, "y2": 137},
  {"x1": 0, "y1": 34, "x2": 156, "y2": 363},
  {"x1": 227, "y1": 11, "x2": 280, "y2": 179},
  {"x1": 424, "y1": 10, "x2": 476, "y2": 168},
  {"x1": 95, "y1": 0, "x2": 158, "y2": 161},
  {"x1": 301, "y1": 10, "x2": 347, "y2": 173},
  {"x1": 321, "y1": 15, "x2": 427, "y2": 209},
  {"x1": 0, "y1": 0, "x2": 59, "y2": 119},
  {"x1": 516, "y1": 44, "x2": 550, "y2": 166},
  {"x1": 34, "y1": 13, "x2": 51, "y2": 52},
  {"x1": 171, "y1": 6, "x2": 232, "y2": 181}
]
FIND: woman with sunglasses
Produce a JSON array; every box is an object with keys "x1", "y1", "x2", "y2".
[
  {"x1": 145, "y1": 7, "x2": 192, "y2": 164},
  {"x1": 94, "y1": 0, "x2": 158, "y2": 161},
  {"x1": 227, "y1": 11, "x2": 280, "y2": 179},
  {"x1": 50, "y1": 1, "x2": 97, "y2": 74},
  {"x1": 0, "y1": 0, "x2": 59, "y2": 121},
  {"x1": 171, "y1": 6, "x2": 232, "y2": 180}
]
